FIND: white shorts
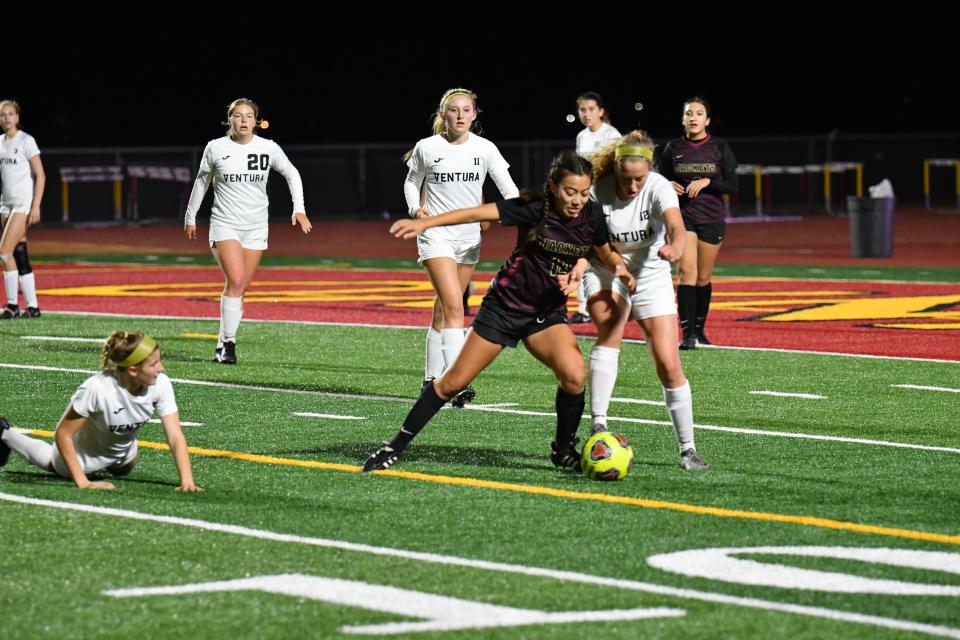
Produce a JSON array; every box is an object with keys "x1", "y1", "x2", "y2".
[
  {"x1": 51, "y1": 440, "x2": 139, "y2": 478},
  {"x1": 0, "y1": 203, "x2": 30, "y2": 216},
  {"x1": 209, "y1": 222, "x2": 269, "y2": 251},
  {"x1": 583, "y1": 267, "x2": 677, "y2": 320},
  {"x1": 417, "y1": 235, "x2": 480, "y2": 264}
]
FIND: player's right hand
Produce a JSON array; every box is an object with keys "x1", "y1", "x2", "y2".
[
  {"x1": 185, "y1": 224, "x2": 197, "y2": 240},
  {"x1": 82, "y1": 480, "x2": 116, "y2": 490},
  {"x1": 389, "y1": 219, "x2": 424, "y2": 239}
]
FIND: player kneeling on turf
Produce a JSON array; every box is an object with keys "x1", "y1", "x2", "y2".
[{"x1": 0, "y1": 331, "x2": 203, "y2": 491}]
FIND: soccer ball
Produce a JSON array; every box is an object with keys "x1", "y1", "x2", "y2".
[{"x1": 581, "y1": 432, "x2": 634, "y2": 481}]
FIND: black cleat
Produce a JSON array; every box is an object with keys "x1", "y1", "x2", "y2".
[
  {"x1": 550, "y1": 438, "x2": 581, "y2": 471},
  {"x1": 0, "y1": 304, "x2": 20, "y2": 319},
  {"x1": 450, "y1": 386, "x2": 476, "y2": 408},
  {"x1": 219, "y1": 341, "x2": 237, "y2": 365},
  {"x1": 568, "y1": 312, "x2": 591, "y2": 324},
  {"x1": 0, "y1": 416, "x2": 12, "y2": 466},
  {"x1": 679, "y1": 335, "x2": 697, "y2": 350},
  {"x1": 361, "y1": 442, "x2": 402, "y2": 472},
  {"x1": 695, "y1": 332, "x2": 712, "y2": 346},
  {"x1": 18, "y1": 306, "x2": 41, "y2": 318}
]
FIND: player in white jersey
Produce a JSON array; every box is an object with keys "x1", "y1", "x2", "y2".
[
  {"x1": 403, "y1": 88, "x2": 519, "y2": 405},
  {"x1": 184, "y1": 98, "x2": 312, "y2": 364},
  {"x1": 0, "y1": 100, "x2": 46, "y2": 319},
  {"x1": 570, "y1": 92, "x2": 621, "y2": 325},
  {"x1": 579, "y1": 131, "x2": 708, "y2": 471},
  {"x1": 0, "y1": 331, "x2": 203, "y2": 491}
]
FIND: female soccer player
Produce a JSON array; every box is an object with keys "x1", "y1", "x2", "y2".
[
  {"x1": 362, "y1": 150, "x2": 634, "y2": 472},
  {"x1": 0, "y1": 331, "x2": 203, "y2": 491},
  {"x1": 657, "y1": 97, "x2": 738, "y2": 349},
  {"x1": 0, "y1": 99, "x2": 45, "y2": 319},
  {"x1": 585, "y1": 131, "x2": 708, "y2": 470},
  {"x1": 403, "y1": 88, "x2": 519, "y2": 405},
  {"x1": 569, "y1": 91, "x2": 621, "y2": 325},
  {"x1": 184, "y1": 98, "x2": 312, "y2": 364}
]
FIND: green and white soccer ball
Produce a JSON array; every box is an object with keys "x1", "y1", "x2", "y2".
[{"x1": 581, "y1": 431, "x2": 634, "y2": 481}]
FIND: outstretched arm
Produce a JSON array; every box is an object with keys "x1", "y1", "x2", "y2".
[
  {"x1": 389, "y1": 203, "x2": 501, "y2": 239},
  {"x1": 160, "y1": 412, "x2": 203, "y2": 492},
  {"x1": 54, "y1": 406, "x2": 115, "y2": 490}
]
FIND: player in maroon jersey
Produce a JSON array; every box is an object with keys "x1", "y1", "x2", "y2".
[
  {"x1": 362, "y1": 150, "x2": 634, "y2": 473},
  {"x1": 657, "y1": 97, "x2": 738, "y2": 349}
]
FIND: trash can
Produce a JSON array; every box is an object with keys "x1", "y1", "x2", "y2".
[{"x1": 846, "y1": 196, "x2": 894, "y2": 257}]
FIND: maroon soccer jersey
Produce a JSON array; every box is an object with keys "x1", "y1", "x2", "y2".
[
  {"x1": 493, "y1": 197, "x2": 609, "y2": 315},
  {"x1": 657, "y1": 135, "x2": 738, "y2": 224}
]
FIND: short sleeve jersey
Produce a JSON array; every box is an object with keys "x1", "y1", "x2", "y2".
[
  {"x1": 493, "y1": 197, "x2": 609, "y2": 315},
  {"x1": 657, "y1": 135, "x2": 737, "y2": 224},
  {"x1": 406, "y1": 133, "x2": 512, "y2": 242},
  {"x1": 185, "y1": 135, "x2": 303, "y2": 230},
  {"x1": 68, "y1": 371, "x2": 178, "y2": 459},
  {"x1": 576, "y1": 123, "x2": 621, "y2": 158},
  {"x1": 0, "y1": 130, "x2": 41, "y2": 207},
  {"x1": 589, "y1": 172, "x2": 679, "y2": 279}
]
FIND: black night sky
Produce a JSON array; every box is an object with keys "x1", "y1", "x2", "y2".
[{"x1": 6, "y1": 2, "x2": 949, "y2": 149}]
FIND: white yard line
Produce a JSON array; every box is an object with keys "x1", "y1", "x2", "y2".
[
  {"x1": 611, "y1": 398, "x2": 663, "y2": 406},
  {"x1": 893, "y1": 384, "x2": 960, "y2": 394},
  {"x1": 3, "y1": 361, "x2": 958, "y2": 455},
  {"x1": 2, "y1": 493, "x2": 957, "y2": 639},
  {"x1": 293, "y1": 412, "x2": 366, "y2": 421},
  {"x1": 750, "y1": 391, "x2": 827, "y2": 400}
]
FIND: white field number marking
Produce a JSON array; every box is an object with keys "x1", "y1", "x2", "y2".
[
  {"x1": 104, "y1": 574, "x2": 684, "y2": 635},
  {"x1": 648, "y1": 546, "x2": 960, "y2": 595}
]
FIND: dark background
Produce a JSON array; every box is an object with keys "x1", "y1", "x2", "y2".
[{"x1": 4, "y1": 2, "x2": 950, "y2": 147}]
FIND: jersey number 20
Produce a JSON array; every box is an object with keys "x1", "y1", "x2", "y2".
[{"x1": 247, "y1": 154, "x2": 269, "y2": 171}]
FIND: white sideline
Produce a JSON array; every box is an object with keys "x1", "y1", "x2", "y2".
[
  {"x1": 2, "y1": 492, "x2": 958, "y2": 639},
  {"x1": 2, "y1": 361, "x2": 959, "y2": 455}
]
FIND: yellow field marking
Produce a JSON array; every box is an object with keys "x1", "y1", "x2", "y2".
[
  {"x1": 23, "y1": 428, "x2": 960, "y2": 546},
  {"x1": 179, "y1": 333, "x2": 220, "y2": 340},
  {"x1": 762, "y1": 295, "x2": 960, "y2": 322}
]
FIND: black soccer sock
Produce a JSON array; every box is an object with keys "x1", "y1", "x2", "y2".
[
  {"x1": 554, "y1": 387, "x2": 585, "y2": 446},
  {"x1": 677, "y1": 284, "x2": 696, "y2": 339},
  {"x1": 695, "y1": 283, "x2": 712, "y2": 336},
  {"x1": 390, "y1": 381, "x2": 449, "y2": 451},
  {"x1": 13, "y1": 242, "x2": 31, "y2": 276}
]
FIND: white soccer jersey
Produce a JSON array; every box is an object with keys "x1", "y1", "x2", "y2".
[
  {"x1": 184, "y1": 135, "x2": 305, "y2": 230},
  {"x1": 403, "y1": 133, "x2": 518, "y2": 242},
  {"x1": 66, "y1": 371, "x2": 178, "y2": 460},
  {"x1": 576, "y1": 123, "x2": 621, "y2": 158},
  {"x1": 0, "y1": 130, "x2": 41, "y2": 209},
  {"x1": 589, "y1": 172, "x2": 680, "y2": 278}
]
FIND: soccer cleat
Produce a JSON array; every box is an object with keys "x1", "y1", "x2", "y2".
[
  {"x1": 212, "y1": 346, "x2": 223, "y2": 363},
  {"x1": 220, "y1": 341, "x2": 237, "y2": 365},
  {"x1": 18, "y1": 306, "x2": 41, "y2": 318},
  {"x1": 450, "y1": 386, "x2": 476, "y2": 408},
  {"x1": 568, "y1": 312, "x2": 591, "y2": 324},
  {"x1": 0, "y1": 304, "x2": 20, "y2": 319},
  {"x1": 680, "y1": 448, "x2": 710, "y2": 471},
  {"x1": 695, "y1": 332, "x2": 712, "y2": 346},
  {"x1": 679, "y1": 335, "x2": 697, "y2": 350},
  {"x1": 361, "y1": 442, "x2": 402, "y2": 472},
  {"x1": 590, "y1": 423, "x2": 609, "y2": 436},
  {"x1": 0, "y1": 416, "x2": 11, "y2": 467},
  {"x1": 550, "y1": 438, "x2": 581, "y2": 471},
  {"x1": 420, "y1": 376, "x2": 435, "y2": 394}
]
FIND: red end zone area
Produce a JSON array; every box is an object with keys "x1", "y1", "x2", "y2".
[{"x1": 34, "y1": 263, "x2": 960, "y2": 361}]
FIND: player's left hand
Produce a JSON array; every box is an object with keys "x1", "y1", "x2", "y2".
[
  {"x1": 27, "y1": 207, "x2": 41, "y2": 226},
  {"x1": 615, "y1": 264, "x2": 636, "y2": 293},
  {"x1": 292, "y1": 212, "x2": 312, "y2": 234},
  {"x1": 658, "y1": 245, "x2": 681, "y2": 263},
  {"x1": 176, "y1": 483, "x2": 205, "y2": 493},
  {"x1": 685, "y1": 178, "x2": 711, "y2": 198}
]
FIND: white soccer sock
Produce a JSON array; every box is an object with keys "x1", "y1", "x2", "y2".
[
  {"x1": 663, "y1": 382, "x2": 695, "y2": 452},
  {"x1": 19, "y1": 272, "x2": 38, "y2": 308},
  {"x1": 576, "y1": 284, "x2": 589, "y2": 316},
  {"x1": 2, "y1": 429, "x2": 53, "y2": 468},
  {"x1": 4, "y1": 269, "x2": 18, "y2": 306},
  {"x1": 220, "y1": 295, "x2": 243, "y2": 343},
  {"x1": 440, "y1": 328, "x2": 466, "y2": 369},
  {"x1": 589, "y1": 346, "x2": 620, "y2": 430},
  {"x1": 425, "y1": 327, "x2": 444, "y2": 380}
]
